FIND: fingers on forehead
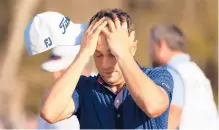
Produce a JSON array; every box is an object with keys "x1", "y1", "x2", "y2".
[
  {"x1": 89, "y1": 13, "x2": 129, "y2": 30},
  {"x1": 89, "y1": 14, "x2": 105, "y2": 27},
  {"x1": 111, "y1": 14, "x2": 128, "y2": 27},
  {"x1": 93, "y1": 21, "x2": 108, "y2": 35},
  {"x1": 121, "y1": 16, "x2": 127, "y2": 24},
  {"x1": 121, "y1": 16, "x2": 128, "y2": 29},
  {"x1": 87, "y1": 17, "x2": 104, "y2": 31}
]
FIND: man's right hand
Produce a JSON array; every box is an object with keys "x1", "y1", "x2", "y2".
[
  {"x1": 79, "y1": 17, "x2": 107, "y2": 56},
  {"x1": 40, "y1": 17, "x2": 107, "y2": 124}
]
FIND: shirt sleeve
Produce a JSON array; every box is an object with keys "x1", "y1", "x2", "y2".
[
  {"x1": 72, "y1": 76, "x2": 88, "y2": 114},
  {"x1": 166, "y1": 67, "x2": 185, "y2": 108},
  {"x1": 148, "y1": 67, "x2": 174, "y2": 104}
]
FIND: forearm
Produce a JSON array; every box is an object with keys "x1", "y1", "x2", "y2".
[
  {"x1": 40, "y1": 50, "x2": 90, "y2": 121},
  {"x1": 116, "y1": 54, "x2": 168, "y2": 117},
  {"x1": 168, "y1": 105, "x2": 182, "y2": 129},
  {"x1": 168, "y1": 113, "x2": 180, "y2": 130}
]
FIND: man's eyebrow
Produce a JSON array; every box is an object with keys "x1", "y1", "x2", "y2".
[
  {"x1": 95, "y1": 49, "x2": 111, "y2": 53},
  {"x1": 95, "y1": 50, "x2": 101, "y2": 53}
]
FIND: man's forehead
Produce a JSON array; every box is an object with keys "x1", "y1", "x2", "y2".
[
  {"x1": 96, "y1": 44, "x2": 110, "y2": 52},
  {"x1": 96, "y1": 33, "x2": 109, "y2": 50}
]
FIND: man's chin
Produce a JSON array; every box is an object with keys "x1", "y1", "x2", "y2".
[
  {"x1": 102, "y1": 76, "x2": 122, "y2": 86},
  {"x1": 103, "y1": 77, "x2": 117, "y2": 84},
  {"x1": 100, "y1": 72, "x2": 123, "y2": 85}
]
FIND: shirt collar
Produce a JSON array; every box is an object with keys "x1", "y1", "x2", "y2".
[
  {"x1": 167, "y1": 53, "x2": 191, "y2": 65},
  {"x1": 97, "y1": 75, "x2": 123, "y2": 94}
]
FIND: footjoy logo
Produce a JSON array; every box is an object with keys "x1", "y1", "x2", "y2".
[
  {"x1": 59, "y1": 16, "x2": 70, "y2": 34},
  {"x1": 44, "y1": 37, "x2": 52, "y2": 48},
  {"x1": 162, "y1": 83, "x2": 170, "y2": 89}
]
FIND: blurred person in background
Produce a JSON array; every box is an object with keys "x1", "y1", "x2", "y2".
[
  {"x1": 147, "y1": 23, "x2": 218, "y2": 129},
  {"x1": 37, "y1": 45, "x2": 96, "y2": 129}
]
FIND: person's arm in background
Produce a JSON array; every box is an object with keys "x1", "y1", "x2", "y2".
[{"x1": 166, "y1": 67, "x2": 185, "y2": 129}]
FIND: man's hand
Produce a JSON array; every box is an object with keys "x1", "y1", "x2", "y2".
[
  {"x1": 102, "y1": 15, "x2": 132, "y2": 58},
  {"x1": 40, "y1": 18, "x2": 107, "y2": 123},
  {"x1": 80, "y1": 17, "x2": 107, "y2": 56}
]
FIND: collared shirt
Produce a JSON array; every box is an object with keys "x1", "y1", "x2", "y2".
[
  {"x1": 165, "y1": 54, "x2": 189, "y2": 108},
  {"x1": 97, "y1": 76, "x2": 126, "y2": 109},
  {"x1": 72, "y1": 65, "x2": 174, "y2": 129}
]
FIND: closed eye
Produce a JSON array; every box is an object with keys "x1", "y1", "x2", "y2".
[
  {"x1": 95, "y1": 51, "x2": 103, "y2": 58},
  {"x1": 95, "y1": 54, "x2": 103, "y2": 58},
  {"x1": 109, "y1": 53, "x2": 114, "y2": 57}
]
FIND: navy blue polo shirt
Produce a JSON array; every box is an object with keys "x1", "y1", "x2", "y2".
[{"x1": 72, "y1": 66, "x2": 173, "y2": 129}]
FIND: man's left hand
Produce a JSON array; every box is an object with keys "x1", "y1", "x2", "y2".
[{"x1": 102, "y1": 15, "x2": 131, "y2": 58}]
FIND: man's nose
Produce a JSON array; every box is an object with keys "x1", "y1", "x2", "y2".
[{"x1": 102, "y1": 57, "x2": 112, "y2": 69}]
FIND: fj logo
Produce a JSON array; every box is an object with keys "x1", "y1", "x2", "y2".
[{"x1": 44, "y1": 37, "x2": 52, "y2": 48}]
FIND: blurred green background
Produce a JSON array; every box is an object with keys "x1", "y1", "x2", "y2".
[{"x1": 0, "y1": 0, "x2": 217, "y2": 128}]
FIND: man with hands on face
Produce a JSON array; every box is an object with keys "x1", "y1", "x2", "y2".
[{"x1": 40, "y1": 8, "x2": 174, "y2": 129}]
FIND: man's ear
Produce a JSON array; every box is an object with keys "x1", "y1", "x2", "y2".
[
  {"x1": 159, "y1": 39, "x2": 169, "y2": 50},
  {"x1": 131, "y1": 40, "x2": 138, "y2": 56},
  {"x1": 129, "y1": 31, "x2": 135, "y2": 43},
  {"x1": 129, "y1": 31, "x2": 138, "y2": 56}
]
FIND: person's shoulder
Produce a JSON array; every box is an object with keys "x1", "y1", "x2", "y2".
[
  {"x1": 79, "y1": 75, "x2": 97, "y2": 81},
  {"x1": 142, "y1": 66, "x2": 174, "y2": 90},
  {"x1": 165, "y1": 65, "x2": 179, "y2": 76},
  {"x1": 90, "y1": 72, "x2": 98, "y2": 77},
  {"x1": 142, "y1": 66, "x2": 172, "y2": 78},
  {"x1": 165, "y1": 65, "x2": 184, "y2": 84},
  {"x1": 77, "y1": 75, "x2": 98, "y2": 88}
]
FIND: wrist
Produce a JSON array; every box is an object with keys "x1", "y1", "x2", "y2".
[
  {"x1": 116, "y1": 52, "x2": 135, "y2": 71},
  {"x1": 77, "y1": 50, "x2": 91, "y2": 64},
  {"x1": 80, "y1": 47, "x2": 94, "y2": 57},
  {"x1": 115, "y1": 52, "x2": 133, "y2": 60}
]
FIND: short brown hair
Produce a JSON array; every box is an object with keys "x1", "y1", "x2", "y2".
[
  {"x1": 150, "y1": 23, "x2": 187, "y2": 52},
  {"x1": 89, "y1": 8, "x2": 135, "y2": 34}
]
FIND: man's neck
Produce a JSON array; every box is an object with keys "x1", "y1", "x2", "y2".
[
  {"x1": 109, "y1": 80, "x2": 125, "y2": 93},
  {"x1": 99, "y1": 75, "x2": 126, "y2": 94}
]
